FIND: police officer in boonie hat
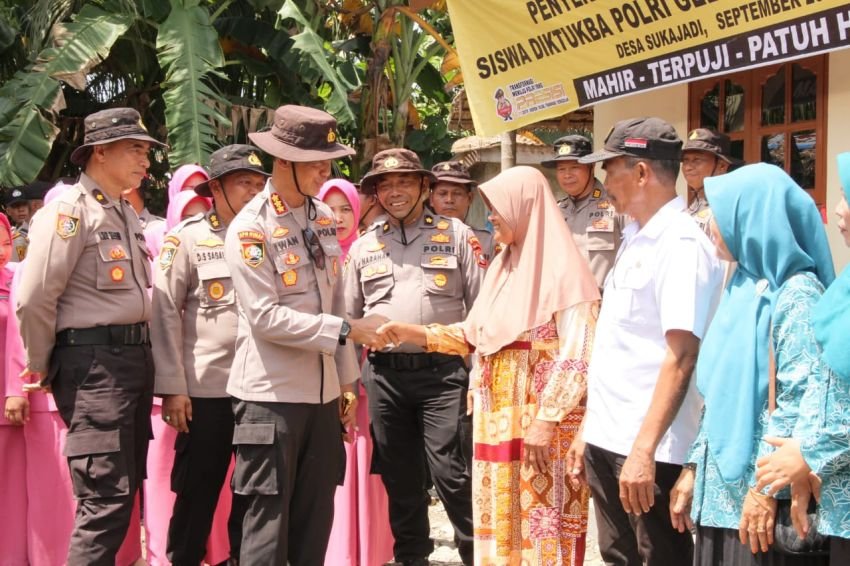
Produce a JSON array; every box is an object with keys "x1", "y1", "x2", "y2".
[
  {"x1": 542, "y1": 134, "x2": 625, "y2": 289},
  {"x1": 344, "y1": 149, "x2": 483, "y2": 565},
  {"x1": 225, "y1": 105, "x2": 383, "y2": 565},
  {"x1": 681, "y1": 128, "x2": 740, "y2": 234},
  {"x1": 16, "y1": 106, "x2": 165, "y2": 565},
  {"x1": 151, "y1": 143, "x2": 267, "y2": 564}
]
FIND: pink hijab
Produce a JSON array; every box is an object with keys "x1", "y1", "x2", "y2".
[
  {"x1": 318, "y1": 178, "x2": 361, "y2": 259},
  {"x1": 463, "y1": 166, "x2": 600, "y2": 356},
  {"x1": 168, "y1": 164, "x2": 209, "y2": 201},
  {"x1": 166, "y1": 190, "x2": 210, "y2": 231}
]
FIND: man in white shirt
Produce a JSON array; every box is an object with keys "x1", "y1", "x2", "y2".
[{"x1": 569, "y1": 117, "x2": 723, "y2": 565}]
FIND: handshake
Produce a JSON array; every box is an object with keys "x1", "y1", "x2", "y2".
[{"x1": 347, "y1": 316, "x2": 423, "y2": 351}]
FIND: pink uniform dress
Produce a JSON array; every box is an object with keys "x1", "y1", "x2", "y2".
[
  {"x1": 144, "y1": 191, "x2": 233, "y2": 566},
  {"x1": 318, "y1": 180, "x2": 395, "y2": 566},
  {"x1": 2, "y1": 213, "x2": 142, "y2": 566}
]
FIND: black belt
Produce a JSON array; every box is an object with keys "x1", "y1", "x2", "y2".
[
  {"x1": 55, "y1": 323, "x2": 151, "y2": 347},
  {"x1": 368, "y1": 351, "x2": 463, "y2": 371}
]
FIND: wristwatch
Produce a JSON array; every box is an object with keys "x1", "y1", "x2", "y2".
[{"x1": 339, "y1": 320, "x2": 352, "y2": 345}]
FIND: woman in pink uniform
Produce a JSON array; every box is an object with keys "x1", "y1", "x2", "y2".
[
  {"x1": 3, "y1": 201, "x2": 144, "y2": 566},
  {"x1": 147, "y1": 165, "x2": 210, "y2": 259},
  {"x1": 318, "y1": 179, "x2": 395, "y2": 566},
  {"x1": 144, "y1": 190, "x2": 236, "y2": 566}
]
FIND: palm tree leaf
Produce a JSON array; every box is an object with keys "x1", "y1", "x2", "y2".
[
  {"x1": 157, "y1": 0, "x2": 231, "y2": 166},
  {"x1": 0, "y1": 4, "x2": 133, "y2": 186},
  {"x1": 278, "y1": 0, "x2": 356, "y2": 125}
]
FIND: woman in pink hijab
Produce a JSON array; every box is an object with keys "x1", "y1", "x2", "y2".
[
  {"x1": 379, "y1": 167, "x2": 601, "y2": 565},
  {"x1": 3, "y1": 198, "x2": 145, "y2": 566},
  {"x1": 319, "y1": 179, "x2": 395, "y2": 566},
  {"x1": 147, "y1": 165, "x2": 210, "y2": 259}
]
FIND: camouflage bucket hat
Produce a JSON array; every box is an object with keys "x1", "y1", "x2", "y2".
[
  {"x1": 194, "y1": 144, "x2": 270, "y2": 197},
  {"x1": 360, "y1": 148, "x2": 437, "y2": 194},
  {"x1": 249, "y1": 105, "x2": 355, "y2": 162},
  {"x1": 70, "y1": 107, "x2": 165, "y2": 166}
]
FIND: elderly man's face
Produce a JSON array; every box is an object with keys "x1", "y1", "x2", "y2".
[{"x1": 601, "y1": 157, "x2": 639, "y2": 216}]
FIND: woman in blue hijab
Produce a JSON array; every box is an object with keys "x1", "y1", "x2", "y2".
[
  {"x1": 755, "y1": 153, "x2": 850, "y2": 564},
  {"x1": 670, "y1": 163, "x2": 834, "y2": 565}
]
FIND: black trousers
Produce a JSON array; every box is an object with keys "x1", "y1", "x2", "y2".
[
  {"x1": 166, "y1": 396, "x2": 244, "y2": 565},
  {"x1": 49, "y1": 343, "x2": 154, "y2": 566},
  {"x1": 231, "y1": 398, "x2": 345, "y2": 566},
  {"x1": 363, "y1": 357, "x2": 474, "y2": 565},
  {"x1": 584, "y1": 442, "x2": 694, "y2": 566}
]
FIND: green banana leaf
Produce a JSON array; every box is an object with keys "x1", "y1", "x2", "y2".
[
  {"x1": 157, "y1": 0, "x2": 231, "y2": 167},
  {"x1": 0, "y1": 5, "x2": 133, "y2": 187},
  {"x1": 278, "y1": 0, "x2": 356, "y2": 125}
]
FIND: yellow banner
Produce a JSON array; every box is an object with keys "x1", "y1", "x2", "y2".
[{"x1": 446, "y1": 0, "x2": 850, "y2": 136}]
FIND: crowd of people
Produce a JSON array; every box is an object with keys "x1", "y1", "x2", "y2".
[{"x1": 0, "y1": 103, "x2": 848, "y2": 566}]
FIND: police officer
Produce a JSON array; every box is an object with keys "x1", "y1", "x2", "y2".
[
  {"x1": 152, "y1": 144, "x2": 268, "y2": 565},
  {"x1": 542, "y1": 134, "x2": 624, "y2": 289},
  {"x1": 681, "y1": 128, "x2": 737, "y2": 235},
  {"x1": 9, "y1": 222, "x2": 27, "y2": 262},
  {"x1": 224, "y1": 105, "x2": 383, "y2": 565},
  {"x1": 4, "y1": 186, "x2": 31, "y2": 230},
  {"x1": 429, "y1": 160, "x2": 497, "y2": 267},
  {"x1": 16, "y1": 107, "x2": 163, "y2": 565},
  {"x1": 345, "y1": 148, "x2": 483, "y2": 566}
]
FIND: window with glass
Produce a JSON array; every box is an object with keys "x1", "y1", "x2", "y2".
[{"x1": 688, "y1": 55, "x2": 827, "y2": 207}]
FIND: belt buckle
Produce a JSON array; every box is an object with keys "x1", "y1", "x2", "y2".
[{"x1": 126, "y1": 324, "x2": 138, "y2": 344}]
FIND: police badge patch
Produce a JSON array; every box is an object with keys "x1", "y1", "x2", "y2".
[
  {"x1": 159, "y1": 245, "x2": 178, "y2": 269},
  {"x1": 241, "y1": 241, "x2": 265, "y2": 268},
  {"x1": 56, "y1": 214, "x2": 80, "y2": 239}
]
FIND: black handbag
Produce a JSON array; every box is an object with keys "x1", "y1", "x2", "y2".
[{"x1": 767, "y1": 334, "x2": 830, "y2": 557}]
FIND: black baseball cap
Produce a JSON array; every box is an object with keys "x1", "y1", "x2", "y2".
[
  {"x1": 579, "y1": 117, "x2": 682, "y2": 164},
  {"x1": 541, "y1": 135, "x2": 593, "y2": 167},
  {"x1": 4, "y1": 187, "x2": 27, "y2": 206},
  {"x1": 194, "y1": 144, "x2": 270, "y2": 197}
]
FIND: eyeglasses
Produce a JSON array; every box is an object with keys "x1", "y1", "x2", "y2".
[{"x1": 302, "y1": 226, "x2": 326, "y2": 270}]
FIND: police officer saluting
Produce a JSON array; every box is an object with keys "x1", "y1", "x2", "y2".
[
  {"x1": 429, "y1": 160, "x2": 497, "y2": 267},
  {"x1": 225, "y1": 105, "x2": 383, "y2": 565},
  {"x1": 16, "y1": 107, "x2": 163, "y2": 565},
  {"x1": 345, "y1": 148, "x2": 483, "y2": 566},
  {"x1": 681, "y1": 128, "x2": 737, "y2": 235},
  {"x1": 542, "y1": 134, "x2": 624, "y2": 289},
  {"x1": 152, "y1": 144, "x2": 268, "y2": 564}
]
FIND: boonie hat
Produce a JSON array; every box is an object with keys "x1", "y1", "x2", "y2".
[
  {"x1": 249, "y1": 105, "x2": 355, "y2": 162},
  {"x1": 70, "y1": 107, "x2": 165, "y2": 166},
  {"x1": 683, "y1": 128, "x2": 740, "y2": 164},
  {"x1": 194, "y1": 144, "x2": 270, "y2": 197},
  {"x1": 431, "y1": 161, "x2": 475, "y2": 188},
  {"x1": 541, "y1": 135, "x2": 593, "y2": 167},
  {"x1": 4, "y1": 187, "x2": 26, "y2": 206},
  {"x1": 579, "y1": 117, "x2": 682, "y2": 164},
  {"x1": 360, "y1": 148, "x2": 437, "y2": 194}
]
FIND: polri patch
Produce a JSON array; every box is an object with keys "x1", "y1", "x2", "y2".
[
  {"x1": 159, "y1": 245, "x2": 178, "y2": 269},
  {"x1": 56, "y1": 214, "x2": 80, "y2": 239},
  {"x1": 241, "y1": 241, "x2": 265, "y2": 268}
]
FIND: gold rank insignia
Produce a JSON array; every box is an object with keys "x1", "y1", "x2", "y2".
[
  {"x1": 382, "y1": 223, "x2": 390, "y2": 233},
  {"x1": 196, "y1": 238, "x2": 223, "y2": 248},
  {"x1": 248, "y1": 153, "x2": 262, "y2": 166},
  {"x1": 367, "y1": 242, "x2": 386, "y2": 252},
  {"x1": 241, "y1": 241, "x2": 265, "y2": 268},
  {"x1": 270, "y1": 193, "x2": 288, "y2": 215},
  {"x1": 110, "y1": 266, "x2": 125, "y2": 282},
  {"x1": 436, "y1": 220, "x2": 450, "y2": 230},
  {"x1": 376, "y1": 264, "x2": 388, "y2": 274},
  {"x1": 434, "y1": 273, "x2": 448, "y2": 287},
  {"x1": 327, "y1": 129, "x2": 337, "y2": 143},
  {"x1": 208, "y1": 281, "x2": 225, "y2": 300},
  {"x1": 92, "y1": 189, "x2": 107, "y2": 205},
  {"x1": 597, "y1": 200, "x2": 610, "y2": 209},
  {"x1": 282, "y1": 270, "x2": 298, "y2": 287},
  {"x1": 592, "y1": 188, "x2": 602, "y2": 198},
  {"x1": 316, "y1": 216, "x2": 333, "y2": 227},
  {"x1": 209, "y1": 213, "x2": 221, "y2": 229},
  {"x1": 424, "y1": 215, "x2": 434, "y2": 225},
  {"x1": 383, "y1": 156, "x2": 399, "y2": 169},
  {"x1": 558, "y1": 144, "x2": 572, "y2": 156},
  {"x1": 430, "y1": 256, "x2": 448, "y2": 266},
  {"x1": 272, "y1": 226, "x2": 290, "y2": 238},
  {"x1": 430, "y1": 233, "x2": 450, "y2": 243},
  {"x1": 109, "y1": 246, "x2": 126, "y2": 260},
  {"x1": 363, "y1": 266, "x2": 376, "y2": 277},
  {"x1": 159, "y1": 245, "x2": 178, "y2": 269},
  {"x1": 56, "y1": 214, "x2": 80, "y2": 239},
  {"x1": 284, "y1": 252, "x2": 300, "y2": 265}
]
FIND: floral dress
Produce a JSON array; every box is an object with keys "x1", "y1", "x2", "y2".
[{"x1": 427, "y1": 301, "x2": 599, "y2": 566}]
